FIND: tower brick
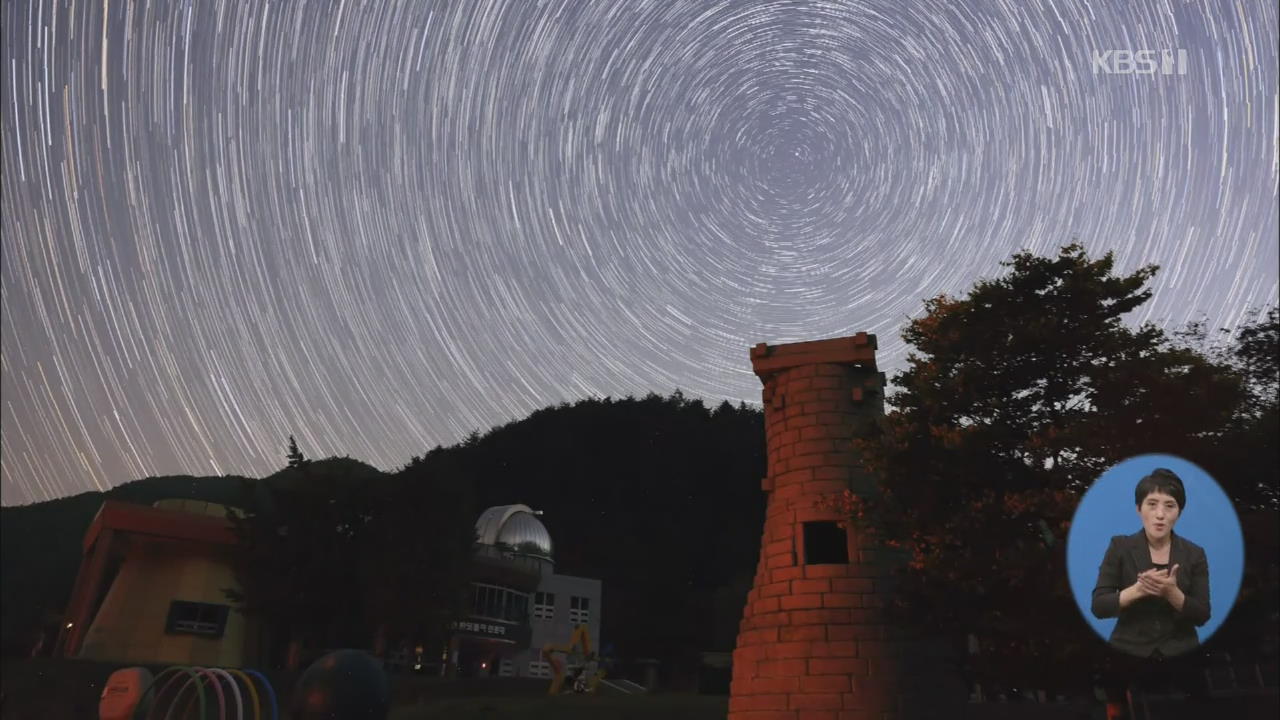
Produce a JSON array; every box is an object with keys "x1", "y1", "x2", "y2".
[{"x1": 729, "y1": 334, "x2": 963, "y2": 719}]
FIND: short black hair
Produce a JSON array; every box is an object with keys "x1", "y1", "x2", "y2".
[{"x1": 1134, "y1": 468, "x2": 1186, "y2": 510}]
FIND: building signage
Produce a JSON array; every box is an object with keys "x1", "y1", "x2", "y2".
[
  {"x1": 451, "y1": 617, "x2": 531, "y2": 645},
  {"x1": 452, "y1": 620, "x2": 509, "y2": 637}
]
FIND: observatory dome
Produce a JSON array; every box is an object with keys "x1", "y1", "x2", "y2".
[{"x1": 474, "y1": 504, "x2": 553, "y2": 559}]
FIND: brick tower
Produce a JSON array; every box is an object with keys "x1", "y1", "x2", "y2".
[{"x1": 729, "y1": 333, "x2": 957, "y2": 719}]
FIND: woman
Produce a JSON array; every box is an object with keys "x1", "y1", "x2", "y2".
[{"x1": 1091, "y1": 468, "x2": 1211, "y2": 658}]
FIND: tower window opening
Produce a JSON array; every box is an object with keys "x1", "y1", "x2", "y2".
[{"x1": 803, "y1": 521, "x2": 849, "y2": 565}]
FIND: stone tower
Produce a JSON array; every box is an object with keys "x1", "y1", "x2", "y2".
[{"x1": 729, "y1": 333, "x2": 958, "y2": 719}]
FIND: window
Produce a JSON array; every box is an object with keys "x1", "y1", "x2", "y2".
[
  {"x1": 470, "y1": 583, "x2": 531, "y2": 623},
  {"x1": 165, "y1": 601, "x2": 229, "y2": 637},
  {"x1": 803, "y1": 521, "x2": 849, "y2": 564},
  {"x1": 569, "y1": 596, "x2": 590, "y2": 625},
  {"x1": 505, "y1": 591, "x2": 526, "y2": 622},
  {"x1": 533, "y1": 591, "x2": 555, "y2": 621},
  {"x1": 528, "y1": 660, "x2": 552, "y2": 678},
  {"x1": 471, "y1": 585, "x2": 499, "y2": 618}
]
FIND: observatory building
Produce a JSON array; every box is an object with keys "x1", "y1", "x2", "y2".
[
  {"x1": 448, "y1": 504, "x2": 602, "y2": 678},
  {"x1": 55, "y1": 499, "x2": 248, "y2": 666}
]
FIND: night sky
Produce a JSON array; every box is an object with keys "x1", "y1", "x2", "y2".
[{"x1": 2, "y1": 1, "x2": 1276, "y2": 506}]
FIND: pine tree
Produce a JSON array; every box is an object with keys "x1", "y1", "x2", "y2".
[{"x1": 286, "y1": 435, "x2": 309, "y2": 470}]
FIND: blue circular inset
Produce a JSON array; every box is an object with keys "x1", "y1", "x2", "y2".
[{"x1": 1066, "y1": 454, "x2": 1244, "y2": 649}]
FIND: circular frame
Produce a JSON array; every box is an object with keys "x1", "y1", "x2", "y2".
[{"x1": 1065, "y1": 453, "x2": 1244, "y2": 650}]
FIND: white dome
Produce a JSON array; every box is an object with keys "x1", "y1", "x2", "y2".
[{"x1": 474, "y1": 504, "x2": 553, "y2": 558}]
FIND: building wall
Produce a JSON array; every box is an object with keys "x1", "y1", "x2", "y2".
[
  {"x1": 78, "y1": 538, "x2": 246, "y2": 667},
  {"x1": 522, "y1": 572, "x2": 602, "y2": 677}
]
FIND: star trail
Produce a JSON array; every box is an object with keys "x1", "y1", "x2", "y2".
[{"x1": 2, "y1": 1, "x2": 1277, "y2": 505}]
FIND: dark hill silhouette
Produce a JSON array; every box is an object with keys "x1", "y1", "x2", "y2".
[
  {"x1": 264, "y1": 455, "x2": 386, "y2": 487},
  {"x1": 2, "y1": 393, "x2": 766, "y2": 683}
]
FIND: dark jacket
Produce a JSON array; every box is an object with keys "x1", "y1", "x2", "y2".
[{"x1": 1091, "y1": 530, "x2": 1210, "y2": 658}]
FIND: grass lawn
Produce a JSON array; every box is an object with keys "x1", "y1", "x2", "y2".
[{"x1": 389, "y1": 693, "x2": 728, "y2": 720}]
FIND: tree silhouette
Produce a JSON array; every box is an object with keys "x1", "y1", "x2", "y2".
[
  {"x1": 362, "y1": 451, "x2": 476, "y2": 657},
  {"x1": 1169, "y1": 307, "x2": 1280, "y2": 660},
  {"x1": 286, "y1": 435, "x2": 309, "y2": 469},
  {"x1": 225, "y1": 455, "x2": 398, "y2": 666},
  {"x1": 826, "y1": 244, "x2": 1269, "y2": 690}
]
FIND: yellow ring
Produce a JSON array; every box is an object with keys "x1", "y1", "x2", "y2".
[{"x1": 224, "y1": 668, "x2": 261, "y2": 720}]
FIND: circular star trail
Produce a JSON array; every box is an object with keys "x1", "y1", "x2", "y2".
[{"x1": 2, "y1": 0, "x2": 1277, "y2": 505}]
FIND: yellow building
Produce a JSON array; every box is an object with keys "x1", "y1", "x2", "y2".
[{"x1": 57, "y1": 499, "x2": 252, "y2": 667}]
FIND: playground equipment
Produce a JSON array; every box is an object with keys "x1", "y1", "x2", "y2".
[
  {"x1": 98, "y1": 664, "x2": 278, "y2": 720},
  {"x1": 291, "y1": 649, "x2": 389, "y2": 720},
  {"x1": 99, "y1": 667, "x2": 153, "y2": 720},
  {"x1": 540, "y1": 624, "x2": 606, "y2": 695}
]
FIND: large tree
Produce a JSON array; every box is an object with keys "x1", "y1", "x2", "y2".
[
  {"x1": 363, "y1": 449, "x2": 477, "y2": 657},
  {"x1": 828, "y1": 244, "x2": 1271, "y2": 689},
  {"x1": 1170, "y1": 307, "x2": 1280, "y2": 659},
  {"x1": 225, "y1": 453, "x2": 379, "y2": 666},
  {"x1": 224, "y1": 440, "x2": 472, "y2": 668}
]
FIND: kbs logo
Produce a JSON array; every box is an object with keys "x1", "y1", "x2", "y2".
[{"x1": 1092, "y1": 49, "x2": 1188, "y2": 75}]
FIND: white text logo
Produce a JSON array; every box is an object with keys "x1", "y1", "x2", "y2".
[{"x1": 1092, "y1": 49, "x2": 1188, "y2": 75}]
